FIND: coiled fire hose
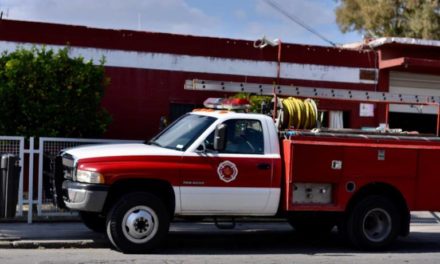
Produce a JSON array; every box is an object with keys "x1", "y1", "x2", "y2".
[{"x1": 281, "y1": 97, "x2": 318, "y2": 129}]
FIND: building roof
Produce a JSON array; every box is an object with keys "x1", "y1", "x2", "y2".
[{"x1": 368, "y1": 37, "x2": 440, "y2": 48}]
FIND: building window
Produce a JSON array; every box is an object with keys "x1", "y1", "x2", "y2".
[
  {"x1": 321, "y1": 110, "x2": 350, "y2": 129},
  {"x1": 169, "y1": 103, "x2": 202, "y2": 122}
]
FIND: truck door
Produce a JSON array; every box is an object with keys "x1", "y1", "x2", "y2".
[{"x1": 180, "y1": 118, "x2": 279, "y2": 215}]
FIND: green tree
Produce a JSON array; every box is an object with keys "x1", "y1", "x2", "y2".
[
  {"x1": 335, "y1": 0, "x2": 440, "y2": 39},
  {"x1": 232, "y1": 92, "x2": 272, "y2": 113},
  {"x1": 0, "y1": 46, "x2": 111, "y2": 138}
]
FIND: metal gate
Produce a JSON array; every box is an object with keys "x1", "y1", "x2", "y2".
[
  {"x1": 0, "y1": 137, "x2": 25, "y2": 217},
  {"x1": 0, "y1": 136, "x2": 141, "y2": 223}
]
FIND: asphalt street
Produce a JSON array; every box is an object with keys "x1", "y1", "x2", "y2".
[{"x1": 1, "y1": 218, "x2": 440, "y2": 263}]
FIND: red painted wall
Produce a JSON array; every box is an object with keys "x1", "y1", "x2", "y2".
[
  {"x1": 0, "y1": 19, "x2": 382, "y2": 139},
  {"x1": 0, "y1": 19, "x2": 376, "y2": 67}
]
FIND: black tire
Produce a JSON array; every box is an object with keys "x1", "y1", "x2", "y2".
[
  {"x1": 346, "y1": 195, "x2": 401, "y2": 250},
  {"x1": 106, "y1": 192, "x2": 170, "y2": 253},
  {"x1": 79, "y1": 211, "x2": 106, "y2": 233}
]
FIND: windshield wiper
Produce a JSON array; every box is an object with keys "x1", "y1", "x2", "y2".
[{"x1": 147, "y1": 140, "x2": 162, "y2": 147}]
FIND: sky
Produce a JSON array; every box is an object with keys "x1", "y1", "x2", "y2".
[{"x1": 0, "y1": 0, "x2": 363, "y2": 47}]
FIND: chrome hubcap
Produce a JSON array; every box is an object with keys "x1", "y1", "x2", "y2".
[
  {"x1": 362, "y1": 208, "x2": 392, "y2": 242},
  {"x1": 122, "y1": 205, "x2": 158, "y2": 244}
]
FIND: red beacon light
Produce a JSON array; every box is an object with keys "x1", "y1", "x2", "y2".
[{"x1": 203, "y1": 98, "x2": 251, "y2": 111}]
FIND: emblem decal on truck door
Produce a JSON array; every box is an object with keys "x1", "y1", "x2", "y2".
[{"x1": 217, "y1": 160, "x2": 238, "y2": 183}]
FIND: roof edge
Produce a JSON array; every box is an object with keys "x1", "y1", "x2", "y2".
[{"x1": 368, "y1": 37, "x2": 440, "y2": 48}]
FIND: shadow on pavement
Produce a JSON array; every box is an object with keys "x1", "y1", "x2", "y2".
[{"x1": 148, "y1": 228, "x2": 440, "y2": 255}]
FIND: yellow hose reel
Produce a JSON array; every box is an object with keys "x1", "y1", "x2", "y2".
[{"x1": 281, "y1": 97, "x2": 318, "y2": 129}]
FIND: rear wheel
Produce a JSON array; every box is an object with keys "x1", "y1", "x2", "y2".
[
  {"x1": 106, "y1": 192, "x2": 170, "y2": 253},
  {"x1": 79, "y1": 211, "x2": 105, "y2": 233},
  {"x1": 346, "y1": 195, "x2": 401, "y2": 250}
]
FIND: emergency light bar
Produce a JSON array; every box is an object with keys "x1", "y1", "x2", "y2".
[{"x1": 203, "y1": 98, "x2": 251, "y2": 110}]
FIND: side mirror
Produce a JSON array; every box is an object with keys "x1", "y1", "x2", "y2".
[
  {"x1": 196, "y1": 142, "x2": 206, "y2": 153},
  {"x1": 214, "y1": 124, "x2": 227, "y2": 151}
]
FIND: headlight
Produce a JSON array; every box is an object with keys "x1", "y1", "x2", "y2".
[{"x1": 75, "y1": 169, "x2": 105, "y2": 184}]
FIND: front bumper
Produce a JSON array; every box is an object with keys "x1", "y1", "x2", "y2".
[{"x1": 62, "y1": 181, "x2": 109, "y2": 212}]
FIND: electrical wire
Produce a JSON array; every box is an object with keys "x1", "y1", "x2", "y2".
[{"x1": 264, "y1": 0, "x2": 337, "y2": 47}]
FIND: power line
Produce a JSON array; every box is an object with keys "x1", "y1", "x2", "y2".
[{"x1": 264, "y1": 0, "x2": 337, "y2": 47}]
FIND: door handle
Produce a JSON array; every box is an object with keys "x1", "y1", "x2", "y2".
[{"x1": 257, "y1": 163, "x2": 271, "y2": 170}]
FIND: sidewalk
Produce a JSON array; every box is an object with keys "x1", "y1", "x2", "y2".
[
  {"x1": 0, "y1": 222, "x2": 108, "y2": 249},
  {"x1": 1, "y1": 212, "x2": 440, "y2": 249}
]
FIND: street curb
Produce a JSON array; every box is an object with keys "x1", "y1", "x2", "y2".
[{"x1": 0, "y1": 239, "x2": 109, "y2": 249}]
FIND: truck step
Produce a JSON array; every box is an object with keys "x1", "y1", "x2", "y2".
[{"x1": 214, "y1": 217, "x2": 236, "y2": 229}]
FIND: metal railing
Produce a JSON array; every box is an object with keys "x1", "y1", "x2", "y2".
[
  {"x1": 0, "y1": 137, "x2": 25, "y2": 217},
  {"x1": 35, "y1": 137, "x2": 142, "y2": 221},
  {"x1": 4, "y1": 137, "x2": 142, "y2": 223}
]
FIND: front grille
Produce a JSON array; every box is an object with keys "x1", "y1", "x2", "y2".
[
  {"x1": 49, "y1": 154, "x2": 74, "y2": 209},
  {"x1": 61, "y1": 154, "x2": 75, "y2": 180}
]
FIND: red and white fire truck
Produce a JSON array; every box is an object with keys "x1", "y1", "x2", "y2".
[{"x1": 54, "y1": 79, "x2": 440, "y2": 253}]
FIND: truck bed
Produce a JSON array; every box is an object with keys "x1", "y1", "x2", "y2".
[{"x1": 282, "y1": 129, "x2": 440, "y2": 212}]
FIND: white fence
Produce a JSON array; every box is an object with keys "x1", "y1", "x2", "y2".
[
  {"x1": 2, "y1": 136, "x2": 141, "y2": 223},
  {"x1": 0, "y1": 137, "x2": 25, "y2": 217}
]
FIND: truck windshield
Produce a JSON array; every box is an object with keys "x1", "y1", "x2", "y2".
[{"x1": 148, "y1": 114, "x2": 216, "y2": 151}]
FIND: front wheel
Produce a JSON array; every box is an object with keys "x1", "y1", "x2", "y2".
[
  {"x1": 346, "y1": 195, "x2": 401, "y2": 250},
  {"x1": 106, "y1": 192, "x2": 170, "y2": 253}
]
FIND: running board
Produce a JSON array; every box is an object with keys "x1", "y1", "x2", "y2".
[{"x1": 214, "y1": 217, "x2": 236, "y2": 229}]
